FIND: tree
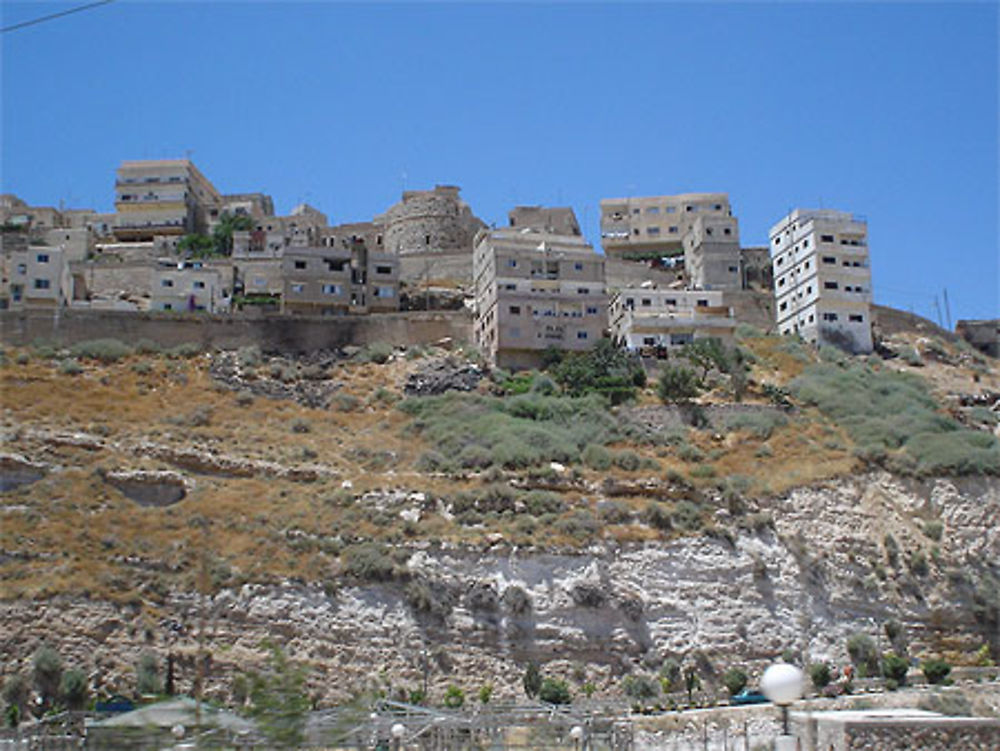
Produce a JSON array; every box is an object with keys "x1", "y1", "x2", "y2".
[
  {"x1": 846, "y1": 633, "x2": 880, "y2": 678},
  {"x1": 882, "y1": 653, "x2": 909, "y2": 687},
  {"x1": 59, "y1": 669, "x2": 89, "y2": 711},
  {"x1": 136, "y1": 652, "x2": 162, "y2": 695},
  {"x1": 248, "y1": 644, "x2": 310, "y2": 749},
  {"x1": 550, "y1": 339, "x2": 645, "y2": 404},
  {"x1": 683, "y1": 668, "x2": 701, "y2": 704},
  {"x1": 809, "y1": 663, "x2": 831, "y2": 691},
  {"x1": 177, "y1": 233, "x2": 216, "y2": 259},
  {"x1": 538, "y1": 678, "x2": 572, "y2": 705},
  {"x1": 681, "y1": 339, "x2": 729, "y2": 382},
  {"x1": 478, "y1": 683, "x2": 493, "y2": 705},
  {"x1": 523, "y1": 662, "x2": 542, "y2": 699},
  {"x1": 658, "y1": 366, "x2": 702, "y2": 403},
  {"x1": 922, "y1": 658, "x2": 951, "y2": 685},
  {"x1": 722, "y1": 667, "x2": 748, "y2": 696},
  {"x1": 212, "y1": 211, "x2": 254, "y2": 256},
  {"x1": 443, "y1": 685, "x2": 464, "y2": 709},
  {"x1": 659, "y1": 658, "x2": 681, "y2": 693},
  {"x1": 33, "y1": 644, "x2": 63, "y2": 713}
]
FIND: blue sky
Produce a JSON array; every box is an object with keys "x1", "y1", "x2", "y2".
[{"x1": 2, "y1": 1, "x2": 997, "y2": 323}]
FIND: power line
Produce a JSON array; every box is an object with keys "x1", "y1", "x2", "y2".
[{"x1": 1, "y1": 0, "x2": 115, "y2": 34}]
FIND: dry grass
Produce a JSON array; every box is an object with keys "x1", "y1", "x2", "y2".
[{"x1": 0, "y1": 336, "x2": 951, "y2": 603}]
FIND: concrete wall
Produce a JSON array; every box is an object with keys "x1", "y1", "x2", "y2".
[
  {"x1": 0, "y1": 309, "x2": 473, "y2": 353},
  {"x1": 398, "y1": 251, "x2": 474, "y2": 285},
  {"x1": 842, "y1": 719, "x2": 1000, "y2": 751}
]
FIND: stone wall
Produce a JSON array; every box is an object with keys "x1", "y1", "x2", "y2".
[
  {"x1": 0, "y1": 308, "x2": 473, "y2": 353},
  {"x1": 399, "y1": 251, "x2": 474, "y2": 285},
  {"x1": 844, "y1": 719, "x2": 1000, "y2": 750}
]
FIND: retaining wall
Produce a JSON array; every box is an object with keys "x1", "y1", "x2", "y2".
[{"x1": 0, "y1": 309, "x2": 473, "y2": 353}]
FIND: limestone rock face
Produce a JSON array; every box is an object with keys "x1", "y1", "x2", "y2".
[{"x1": 0, "y1": 473, "x2": 996, "y2": 706}]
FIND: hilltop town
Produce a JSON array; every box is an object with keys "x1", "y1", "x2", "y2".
[{"x1": 4, "y1": 157, "x2": 996, "y2": 362}]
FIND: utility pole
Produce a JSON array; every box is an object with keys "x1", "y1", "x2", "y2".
[
  {"x1": 933, "y1": 296, "x2": 944, "y2": 329},
  {"x1": 942, "y1": 288, "x2": 952, "y2": 330}
]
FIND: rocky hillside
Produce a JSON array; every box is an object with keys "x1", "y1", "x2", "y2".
[{"x1": 1, "y1": 329, "x2": 997, "y2": 709}]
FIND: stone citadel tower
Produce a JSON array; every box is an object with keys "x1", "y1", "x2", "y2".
[{"x1": 380, "y1": 185, "x2": 485, "y2": 256}]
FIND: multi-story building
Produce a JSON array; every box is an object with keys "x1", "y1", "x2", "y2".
[
  {"x1": 769, "y1": 209, "x2": 873, "y2": 353},
  {"x1": 1, "y1": 245, "x2": 73, "y2": 309},
  {"x1": 609, "y1": 287, "x2": 736, "y2": 354},
  {"x1": 113, "y1": 159, "x2": 221, "y2": 240},
  {"x1": 600, "y1": 193, "x2": 732, "y2": 261},
  {"x1": 682, "y1": 214, "x2": 741, "y2": 290},
  {"x1": 473, "y1": 224, "x2": 608, "y2": 370},
  {"x1": 150, "y1": 260, "x2": 228, "y2": 313},
  {"x1": 281, "y1": 243, "x2": 399, "y2": 315}
]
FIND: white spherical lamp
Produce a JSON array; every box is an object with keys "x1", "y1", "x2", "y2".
[
  {"x1": 391, "y1": 723, "x2": 406, "y2": 739},
  {"x1": 760, "y1": 663, "x2": 804, "y2": 706},
  {"x1": 570, "y1": 725, "x2": 584, "y2": 740}
]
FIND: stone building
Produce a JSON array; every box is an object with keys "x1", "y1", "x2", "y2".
[
  {"x1": 600, "y1": 192, "x2": 732, "y2": 261},
  {"x1": 769, "y1": 208, "x2": 873, "y2": 353},
  {"x1": 609, "y1": 286, "x2": 736, "y2": 354},
  {"x1": 508, "y1": 206, "x2": 582, "y2": 236},
  {"x1": 113, "y1": 159, "x2": 222, "y2": 241},
  {"x1": 281, "y1": 243, "x2": 399, "y2": 316},
  {"x1": 1, "y1": 245, "x2": 73, "y2": 310},
  {"x1": 473, "y1": 224, "x2": 608, "y2": 370},
  {"x1": 956, "y1": 319, "x2": 999, "y2": 358},
  {"x1": 150, "y1": 260, "x2": 228, "y2": 313},
  {"x1": 380, "y1": 185, "x2": 485, "y2": 256},
  {"x1": 682, "y1": 213, "x2": 741, "y2": 290}
]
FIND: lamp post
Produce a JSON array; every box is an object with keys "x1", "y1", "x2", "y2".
[
  {"x1": 570, "y1": 724, "x2": 584, "y2": 751},
  {"x1": 391, "y1": 722, "x2": 406, "y2": 751},
  {"x1": 760, "y1": 662, "x2": 804, "y2": 751}
]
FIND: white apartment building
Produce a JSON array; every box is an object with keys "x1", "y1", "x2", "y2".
[
  {"x1": 769, "y1": 209, "x2": 873, "y2": 353},
  {"x1": 474, "y1": 226, "x2": 608, "y2": 370},
  {"x1": 610, "y1": 287, "x2": 736, "y2": 354},
  {"x1": 600, "y1": 193, "x2": 732, "y2": 260}
]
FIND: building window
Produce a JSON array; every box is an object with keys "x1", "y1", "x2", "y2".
[
  {"x1": 291, "y1": 283, "x2": 304, "y2": 293},
  {"x1": 641, "y1": 298, "x2": 652, "y2": 307},
  {"x1": 824, "y1": 281, "x2": 839, "y2": 290},
  {"x1": 193, "y1": 281, "x2": 205, "y2": 289},
  {"x1": 16, "y1": 263, "x2": 26, "y2": 274},
  {"x1": 646, "y1": 207, "x2": 660, "y2": 215},
  {"x1": 723, "y1": 228, "x2": 731, "y2": 235},
  {"x1": 808, "y1": 314, "x2": 814, "y2": 323},
  {"x1": 668, "y1": 226, "x2": 678, "y2": 234},
  {"x1": 586, "y1": 306, "x2": 598, "y2": 315},
  {"x1": 728, "y1": 266, "x2": 738, "y2": 273},
  {"x1": 34, "y1": 278, "x2": 50, "y2": 289},
  {"x1": 508, "y1": 259, "x2": 517, "y2": 267},
  {"x1": 713, "y1": 204, "x2": 722, "y2": 210},
  {"x1": 821, "y1": 234, "x2": 834, "y2": 243},
  {"x1": 574, "y1": 262, "x2": 583, "y2": 271},
  {"x1": 849, "y1": 314, "x2": 864, "y2": 322},
  {"x1": 665, "y1": 298, "x2": 677, "y2": 306},
  {"x1": 803, "y1": 238, "x2": 809, "y2": 247},
  {"x1": 705, "y1": 227, "x2": 713, "y2": 236},
  {"x1": 577, "y1": 331, "x2": 588, "y2": 340},
  {"x1": 778, "y1": 277, "x2": 786, "y2": 287},
  {"x1": 161, "y1": 279, "x2": 174, "y2": 287},
  {"x1": 666, "y1": 206, "x2": 677, "y2": 214},
  {"x1": 425, "y1": 235, "x2": 431, "y2": 245},
  {"x1": 504, "y1": 283, "x2": 516, "y2": 291},
  {"x1": 822, "y1": 256, "x2": 836, "y2": 264},
  {"x1": 322, "y1": 284, "x2": 341, "y2": 295},
  {"x1": 577, "y1": 288, "x2": 590, "y2": 294},
  {"x1": 36, "y1": 254, "x2": 49, "y2": 263},
  {"x1": 643, "y1": 337, "x2": 656, "y2": 346},
  {"x1": 376, "y1": 265, "x2": 392, "y2": 275},
  {"x1": 779, "y1": 301, "x2": 788, "y2": 312},
  {"x1": 823, "y1": 312, "x2": 839, "y2": 321},
  {"x1": 294, "y1": 260, "x2": 307, "y2": 269},
  {"x1": 696, "y1": 299, "x2": 708, "y2": 307},
  {"x1": 376, "y1": 286, "x2": 395, "y2": 298},
  {"x1": 509, "y1": 305, "x2": 521, "y2": 315}
]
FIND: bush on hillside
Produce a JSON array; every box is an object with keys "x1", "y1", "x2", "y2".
[
  {"x1": 549, "y1": 339, "x2": 646, "y2": 404},
  {"x1": 922, "y1": 658, "x2": 952, "y2": 685},
  {"x1": 70, "y1": 338, "x2": 133, "y2": 363},
  {"x1": 721, "y1": 411, "x2": 788, "y2": 440}
]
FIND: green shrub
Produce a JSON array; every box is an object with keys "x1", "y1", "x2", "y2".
[
  {"x1": 622, "y1": 674, "x2": 659, "y2": 702},
  {"x1": 908, "y1": 550, "x2": 929, "y2": 576},
  {"x1": 358, "y1": 342, "x2": 393, "y2": 364},
  {"x1": 237, "y1": 345, "x2": 262, "y2": 367},
  {"x1": 677, "y1": 443, "x2": 705, "y2": 463},
  {"x1": 922, "y1": 658, "x2": 951, "y2": 685},
  {"x1": 399, "y1": 392, "x2": 619, "y2": 470},
  {"x1": 809, "y1": 663, "x2": 831, "y2": 690},
  {"x1": 59, "y1": 669, "x2": 89, "y2": 710},
  {"x1": 290, "y1": 418, "x2": 311, "y2": 434},
  {"x1": 658, "y1": 366, "x2": 702, "y2": 402},
  {"x1": 342, "y1": 543, "x2": 398, "y2": 582},
  {"x1": 721, "y1": 411, "x2": 788, "y2": 439},
  {"x1": 882, "y1": 653, "x2": 909, "y2": 685},
  {"x1": 923, "y1": 520, "x2": 944, "y2": 541},
  {"x1": 538, "y1": 677, "x2": 572, "y2": 704},
  {"x1": 15, "y1": 352, "x2": 29, "y2": 366},
  {"x1": 582, "y1": 443, "x2": 612, "y2": 471},
  {"x1": 644, "y1": 502, "x2": 673, "y2": 532},
  {"x1": 167, "y1": 342, "x2": 202, "y2": 358},
  {"x1": 672, "y1": 501, "x2": 704, "y2": 531},
  {"x1": 58, "y1": 358, "x2": 83, "y2": 375},
  {"x1": 688, "y1": 464, "x2": 716, "y2": 480},
  {"x1": 443, "y1": 685, "x2": 464, "y2": 709},
  {"x1": 333, "y1": 393, "x2": 360, "y2": 412},
  {"x1": 722, "y1": 667, "x2": 748, "y2": 696},
  {"x1": 134, "y1": 338, "x2": 162, "y2": 354},
  {"x1": 613, "y1": 450, "x2": 642, "y2": 472},
  {"x1": 550, "y1": 339, "x2": 645, "y2": 404},
  {"x1": 131, "y1": 361, "x2": 153, "y2": 375},
  {"x1": 790, "y1": 361, "x2": 999, "y2": 475},
  {"x1": 70, "y1": 338, "x2": 133, "y2": 363},
  {"x1": 554, "y1": 510, "x2": 600, "y2": 542}
]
